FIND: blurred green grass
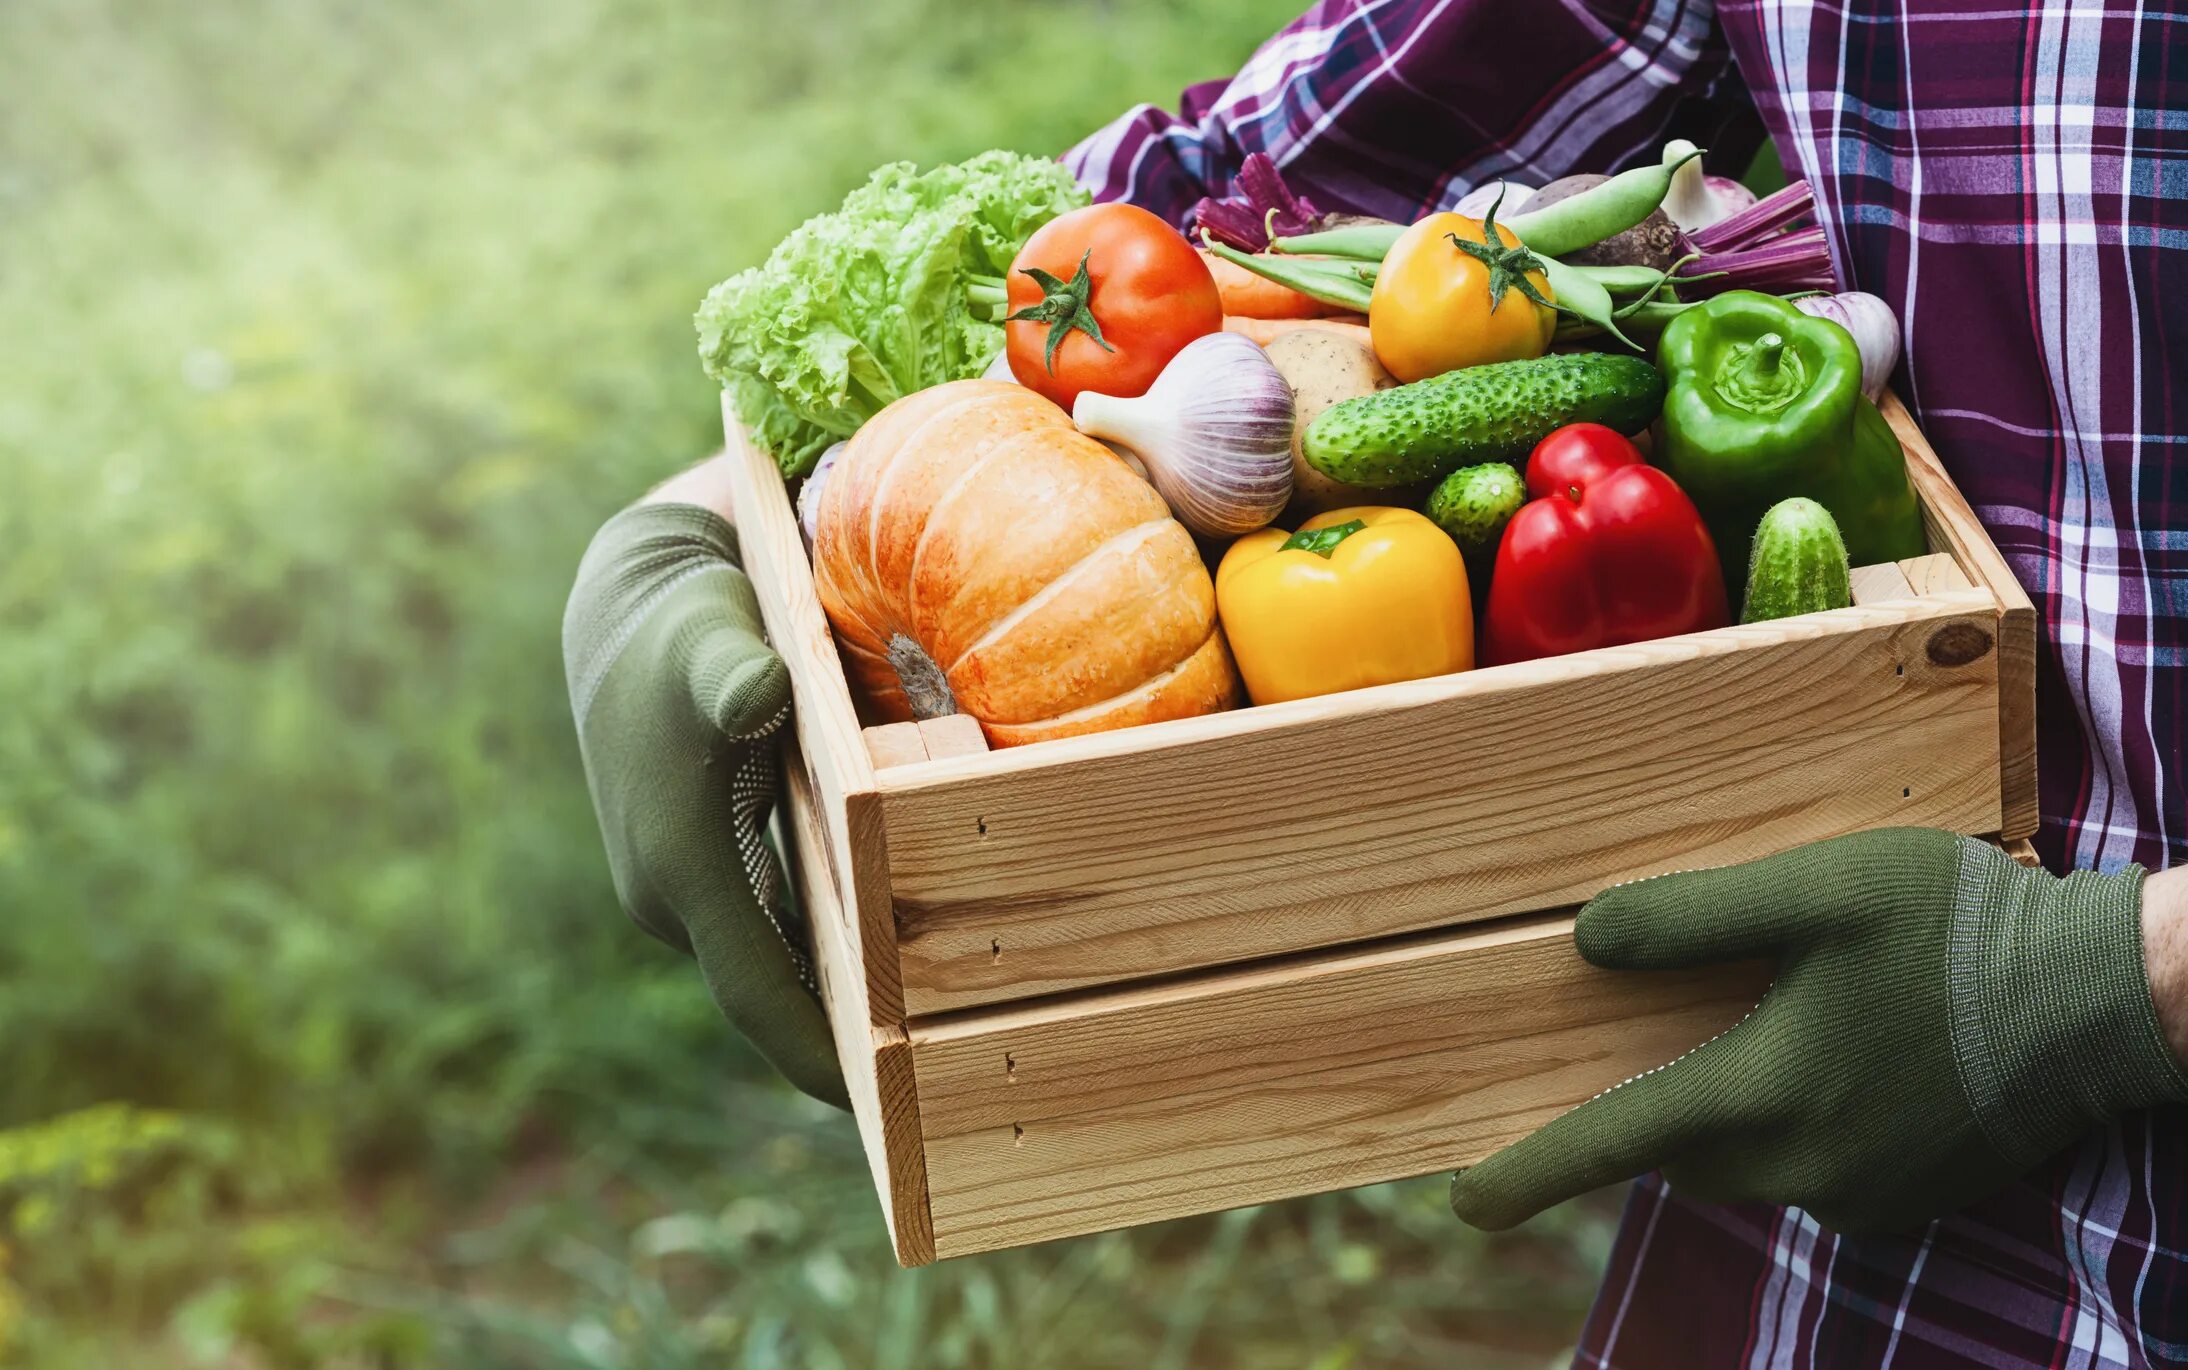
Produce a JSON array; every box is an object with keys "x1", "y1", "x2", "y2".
[{"x1": 0, "y1": 0, "x2": 1619, "y2": 1364}]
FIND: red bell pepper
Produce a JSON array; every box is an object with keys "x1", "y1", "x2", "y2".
[{"x1": 1481, "y1": 424, "x2": 1730, "y2": 665}]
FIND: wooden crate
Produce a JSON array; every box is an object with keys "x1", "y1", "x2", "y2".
[{"x1": 728, "y1": 392, "x2": 2036, "y2": 1265}]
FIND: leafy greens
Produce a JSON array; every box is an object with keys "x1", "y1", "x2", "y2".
[{"x1": 696, "y1": 150, "x2": 1090, "y2": 476}]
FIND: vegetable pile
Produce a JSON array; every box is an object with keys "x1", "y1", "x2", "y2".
[
  {"x1": 698, "y1": 142, "x2": 1925, "y2": 743},
  {"x1": 696, "y1": 151, "x2": 1088, "y2": 476}
]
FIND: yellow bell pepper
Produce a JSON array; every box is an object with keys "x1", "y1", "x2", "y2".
[{"x1": 1216, "y1": 507, "x2": 1474, "y2": 706}]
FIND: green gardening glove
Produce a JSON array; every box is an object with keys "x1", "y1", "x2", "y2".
[
  {"x1": 564, "y1": 501, "x2": 847, "y2": 1107},
  {"x1": 1449, "y1": 827, "x2": 2188, "y2": 1235}
]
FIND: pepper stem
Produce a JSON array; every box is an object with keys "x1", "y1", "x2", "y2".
[
  {"x1": 1716, "y1": 329, "x2": 1811, "y2": 414},
  {"x1": 1280, "y1": 518, "x2": 1367, "y2": 559}
]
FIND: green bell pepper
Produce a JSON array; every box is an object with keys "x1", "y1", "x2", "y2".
[{"x1": 1654, "y1": 291, "x2": 1926, "y2": 584}]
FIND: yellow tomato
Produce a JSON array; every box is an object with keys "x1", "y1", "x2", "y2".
[
  {"x1": 1216, "y1": 507, "x2": 1473, "y2": 706},
  {"x1": 1369, "y1": 211, "x2": 1557, "y2": 382}
]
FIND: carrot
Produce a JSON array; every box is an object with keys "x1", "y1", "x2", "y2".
[
  {"x1": 1222, "y1": 315, "x2": 1373, "y2": 347},
  {"x1": 1200, "y1": 249, "x2": 1353, "y2": 319}
]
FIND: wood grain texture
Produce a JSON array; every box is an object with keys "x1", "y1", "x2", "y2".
[
  {"x1": 879, "y1": 592, "x2": 2006, "y2": 1011},
  {"x1": 722, "y1": 399, "x2": 908, "y2": 1026},
  {"x1": 782, "y1": 740, "x2": 933, "y2": 1265},
  {"x1": 1848, "y1": 561, "x2": 1915, "y2": 605},
  {"x1": 1883, "y1": 393, "x2": 2039, "y2": 840},
  {"x1": 1899, "y1": 552, "x2": 1974, "y2": 597},
  {"x1": 917, "y1": 714, "x2": 990, "y2": 761},
  {"x1": 908, "y1": 913, "x2": 1770, "y2": 1258},
  {"x1": 864, "y1": 722, "x2": 929, "y2": 772}
]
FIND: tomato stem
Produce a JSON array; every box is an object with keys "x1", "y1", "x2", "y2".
[
  {"x1": 1005, "y1": 250, "x2": 1115, "y2": 375},
  {"x1": 1446, "y1": 184, "x2": 1557, "y2": 317}
]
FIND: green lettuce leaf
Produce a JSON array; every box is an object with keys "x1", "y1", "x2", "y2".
[{"x1": 697, "y1": 151, "x2": 1089, "y2": 477}]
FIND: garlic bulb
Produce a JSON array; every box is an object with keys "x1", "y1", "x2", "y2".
[
  {"x1": 1793, "y1": 291, "x2": 1901, "y2": 402},
  {"x1": 1660, "y1": 138, "x2": 1757, "y2": 232},
  {"x1": 1071, "y1": 333, "x2": 1295, "y2": 537}
]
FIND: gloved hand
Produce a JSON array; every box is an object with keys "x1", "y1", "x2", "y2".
[
  {"x1": 563, "y1": 500, "x2": 847, "y2": 1107},
  {"x1": 1449, "y1": 827, "x2": 2188, "y2": 1235}
]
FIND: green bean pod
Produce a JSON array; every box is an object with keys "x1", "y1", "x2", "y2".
[
  {"x1": 1537, "y1": 255, "x2": 1639, "y2": 351},
  {"x1": 1505, "y1": 148, "x2": 1704, "y2": 257},
  {"x1": 1198, "y1": 233, "x2": 1376, "y2": 311},
  {"x1": 1571, "y1": 255, "x2": 1715, "y2": 297},
  {"x1": 1555, "y1": 297, "x2": 1700, "y2": 342},
  {"x1": 1267, "y1": 223, "x2": 1405, "y2": 261}
]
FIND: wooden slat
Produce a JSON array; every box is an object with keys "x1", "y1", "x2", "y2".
[
  {"x1": 878, "y1": 591, "x2": 2005, "y2": 1012},
  {"x1": 721, "y1": 398, "x2": 907, "y2": 1026},
  {"x1": 1899, "y1": 552, "x2": 1973, "y2": 597},
  {"x1": 864, "y1": 722, "x2": 930, "y2": 772},
  {"x1": 1848, "y1": 561, "x2": 1914, "y2": 606},
  {"x1": 1881, "y1": 393, "x2": 2039, "y2": 839},
  {"x1": 782, "y1": 741, "x2": 933, "y2": 1264},
  {"x1": 917, "y1": 714, "x2": 990, "y2": 761},
  {"x1": 908, "y1": 914, "x2": 1769, "y2": 1259}
]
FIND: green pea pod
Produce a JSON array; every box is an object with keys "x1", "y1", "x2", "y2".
[
  {"x1": 1198, "y1": 233, "x2": 1376, "y2": 312},
  {"x1": 1268, "y1": 223, "x2": 1406, "y2": 261},
  {"x1": 1505, "y1": 148, "x2": 1704, "y2": 257},
  {"x1": 1536, "y1": 255, "x2": 1639, "y2": 351}
]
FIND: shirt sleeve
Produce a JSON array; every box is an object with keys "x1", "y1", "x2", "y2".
[{"x1": 1064, "y1": 0, "x2": 1763, "y2": 227}]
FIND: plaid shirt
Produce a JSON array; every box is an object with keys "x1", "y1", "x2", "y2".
[{"x1": 1068, "y1": 1, "x2": 2188, "y2": 1364}]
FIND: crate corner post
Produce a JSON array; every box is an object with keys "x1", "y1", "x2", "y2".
[{"x1": 721, "y1": 397, "x2": 938, "y2": 1266}]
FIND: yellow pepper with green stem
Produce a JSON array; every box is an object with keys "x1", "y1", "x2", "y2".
[{"x1": 1215, "y1": 507, "x2": 1474, "y2": 706}]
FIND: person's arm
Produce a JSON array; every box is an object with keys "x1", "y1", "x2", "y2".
[
  {"x1": 1065, "y1": 0, "x2": 1765, "y2": 226},
  {"x1": 1448, "y1": 831, "x2": 2188, "y2": 1235},
  {"x1": 2144, "y1": 866, "x2": 2188, "y2": 1062}
]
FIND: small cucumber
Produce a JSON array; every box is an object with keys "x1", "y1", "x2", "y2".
[
  {"x1": 1742, "y1": 497, "x2": 1853, "y2": 623},
  {"x1": 1302, "y1": 353, "x2": 1664, "y2": 487},
  {"x1": 1425, "y1": 462, "x2": 1524, "y2": 586}
]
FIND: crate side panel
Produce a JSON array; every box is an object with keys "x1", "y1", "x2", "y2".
[
  {"x1": 884, "y1": 596, "x2": 2004, "y2": 1012},
  {"x1": 1883, "y1": 393, "x2": 2038, "y2": 839},
  {"x1": 910, "y1": 916, "x2": 1768, "y2": 1258},
  {"x1": 721, "y1": 401, "x2": 906, "y2": 1024}
]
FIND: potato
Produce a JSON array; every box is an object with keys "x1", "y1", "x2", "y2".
[{"x1": 1262, "y1": 329, "x2": 1423, "y2": 517}]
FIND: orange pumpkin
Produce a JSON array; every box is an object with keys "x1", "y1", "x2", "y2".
[{"x1": 812, "y1": 380, "x2": 1240, "y2": 746}]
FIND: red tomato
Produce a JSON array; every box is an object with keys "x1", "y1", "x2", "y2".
[{"x1": 1005, "y1": 204, "x2": 1222, "y2": 411}]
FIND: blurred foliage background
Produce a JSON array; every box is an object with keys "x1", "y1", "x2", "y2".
[{"x1": 0, "y1": 0, "x2": 1621, "y2": 1364}]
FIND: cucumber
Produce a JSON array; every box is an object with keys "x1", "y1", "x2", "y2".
[
  {"x1": 1301, "y1": 353, "x2": 1664, "y2": 488},
  {"x1": 1425, "y1": 462, "x2": 1524, "y2": 587},
  {"x1": 1741, "y1": 497, "x2": 1852, "y2": 623}
]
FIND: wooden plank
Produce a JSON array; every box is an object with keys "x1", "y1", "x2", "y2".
[
  {"x1": 917, "y1": 714, "x2": 990, "y2": 761},
  {"x1": 1882, "y1": 393, "x2": 2039, "y2": 840},
  {"x1": 1899, "y1": 552, "x2": 1973, "y2": 597},
  {"x1": 2002, "y1": 836, "x2": 2042, "y2": 869},
  {"x1": 782, "y1": 741, "x2": 933, "y2": 1265},
  {"x1": 908, "y1": 913, "x2": 1770, "y2": 1258},
  {"x1": 864, "y1": 722, "x2": 930, "y2": 772},
  {"x1": 722, "y1": 398, "x2": 908, "y2": 1026},
  {"x1": 1848, "y1": 561, "x2": 1914, "y2": 606},
  {"x1": 879, "y1": 591, "x2": 2005, "y2": 1012}
]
